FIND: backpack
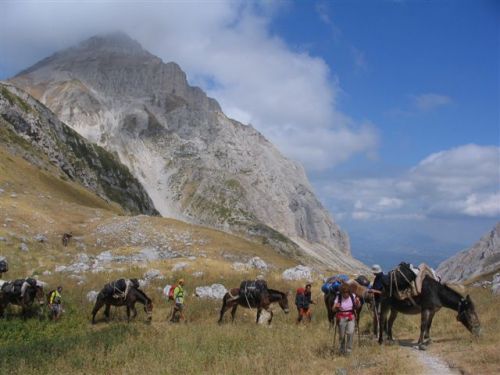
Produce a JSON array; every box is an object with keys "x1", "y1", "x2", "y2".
[
  {"x1": 168, "y1": 285, "x2": 177, "y2": 301},
  {"x1": 334, "y1": 293, "x2": 356, "y2": 313}
]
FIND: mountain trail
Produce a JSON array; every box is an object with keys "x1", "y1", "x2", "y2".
[{"x1": 410, "y1": 347, "x2": 461, "y2": 375}]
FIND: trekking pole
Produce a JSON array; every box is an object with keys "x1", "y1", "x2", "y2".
[{"x1": 332, "y1": 319, "x2": 337, "y2": 355}]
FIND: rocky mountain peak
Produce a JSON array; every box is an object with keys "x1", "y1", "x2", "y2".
[
  {"x1": 75, "y1": 31, "x2": 147, "y2": 56},
  {"x1": 437, "y1": 222, "x2": 500, "y2": 282},
  {"x1": 9, "y1": 34, "x2": 364, "y2": 271}
]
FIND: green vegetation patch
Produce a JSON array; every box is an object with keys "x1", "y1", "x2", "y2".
[{"x1": 1, "y1": 86, "x2": 33, "y2": 113}]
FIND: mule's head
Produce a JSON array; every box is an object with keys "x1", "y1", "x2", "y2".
[
  {"x1": 279, "y1": 292, "x2": 290, "y2": 314},
  {"x1": 394, "y1": 262, "x2": 417, "y2": 289},
  {"x1": 457, "y1": 295, "x2": 480, "y2": 336}
]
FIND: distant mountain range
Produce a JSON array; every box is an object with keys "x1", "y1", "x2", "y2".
[
  {"x1": 437, "y1": 222, "x2": 500, "y2": 282},
  {"x1": 7, "y1": 32, "x2": 365, "y2": 271}
]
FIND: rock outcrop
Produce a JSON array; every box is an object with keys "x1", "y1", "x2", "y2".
[
  {"x1": 437, "y1": 222, "x2": 500, "y2": 282},
  {"x1": 0, "y1": 82, "x2": 158, "y2": 215},
  {"x1": 9, "y1": 32, "x2": 360, "y2": 270}
]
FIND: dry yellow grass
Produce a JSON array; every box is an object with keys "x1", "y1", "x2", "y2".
[{"x1": 1, "y1": 144, "x2": 499, "y2": 375}]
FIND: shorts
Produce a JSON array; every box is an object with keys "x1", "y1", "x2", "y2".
[{"x1": 174, "y1": 303, "x2": 184, "y2": 311}]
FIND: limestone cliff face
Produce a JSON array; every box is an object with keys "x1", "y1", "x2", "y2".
[
  {"x1": 437, "y1": 222, "x2": 500, "y2": 282},
  {"x1": 0, "y1": 82, "x2": 158, "y2": 215},
  {"x1": 10, "y1": 32, "x2": 360, "y2": 270}
]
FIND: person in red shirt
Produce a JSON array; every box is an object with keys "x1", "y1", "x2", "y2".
[{"x1": 333, "y1": 283, "x2": 360, "y2": 355}]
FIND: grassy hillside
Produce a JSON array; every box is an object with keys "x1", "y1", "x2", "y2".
[{"x1": 1, "y1": 144, "x2": 499, "y2": 374}]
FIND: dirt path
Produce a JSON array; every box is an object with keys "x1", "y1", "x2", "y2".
[{"x1": 410, "y1": 347, "x2": 461, "y2": 375}]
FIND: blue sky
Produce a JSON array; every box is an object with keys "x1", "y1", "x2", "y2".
[{"x1": 0, "y1": 0, "x2": 498, "y2": 269}]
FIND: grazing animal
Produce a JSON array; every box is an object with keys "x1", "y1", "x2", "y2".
[
  {"x1": 218, "y1": 288, "x2": 289, "y2": 324},
  {"x1": 62, "y1": 232, "x2": 72, "y2": 247},
  {"x1": 91, "y1": 286, "x2": 153, "y2": 324},
  {"x1": 0, "y1": 279, "x2": 45, "y2": 319},
  {"x1": 379, "y1": 275, "x2": 480, "y2": 349}
]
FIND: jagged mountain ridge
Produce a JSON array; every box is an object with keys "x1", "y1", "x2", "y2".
[
  {"x1": 10, "y1": 32, "x2": 361, "y2": 270},
  {"x1": 437, "y1": 222, "x2": 500, "y2": 282},
  {"x1": 0, "y1": 82, "x2": 158, "y2": 215}
]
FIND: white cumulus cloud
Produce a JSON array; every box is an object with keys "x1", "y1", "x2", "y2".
[
  {"x1": 0, "y1": 0, "x2": 378, "y2": 172},
  {"x1": 323, "y1": 144, "x2": 500, "y2": 220}
]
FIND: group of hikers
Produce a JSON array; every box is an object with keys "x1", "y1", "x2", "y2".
[{"x1": 1, "y1": 254, "x2": 481, "y2": 355}]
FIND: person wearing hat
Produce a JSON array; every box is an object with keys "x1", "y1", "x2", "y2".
[
  {"x1": 371, "y1": 264, "x2": 384, "y2": 292},
  {"x1": 48, "y1": 286, "x2": 63, "y2": 321},
  {"x1": 170, "y1": 278, "x2": 185, "y2": 323}
]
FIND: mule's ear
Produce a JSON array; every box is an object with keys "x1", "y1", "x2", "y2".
[{"x1": 466, "y1": 294, "x2": 471, "y2": 302}]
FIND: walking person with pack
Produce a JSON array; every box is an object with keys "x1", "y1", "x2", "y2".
[
  {"x1": 48, "y1": 286, "x2": 63, "y2": 321},
  {"x1": 333, "y1": 283, "x2": 360, "y2": 355},
  {"x1": 170, "y1": 278, "x2": 185, "y2": 323},
  {"x1": 295, "y1": 283, "x2": 315, "y2": 324}
]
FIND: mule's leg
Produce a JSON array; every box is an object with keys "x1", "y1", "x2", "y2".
[
  {"x1": 131, "y1": 304, "x2": 138, "y2": 320},
  {"x1": 230, "y1": 304, "x2": 238, "y2": 323},
  {"x1": 218, "y1": 296, "x2": 229, "y2": 324},
  {"x1": 378, "y1": 301, "x2": 390, "y2": 344},
  {"x1": 267, "y1": 308, "x2": 274, "y2": 325},
  {"x1": 423, "y1": 310, "x2": 436, "y2": 344},
  {"x1": 104, "y1": 304, "x2": 111, "y2": 322},
  {"x1": 256, "y1": 308, "x2": 262, "y2": 324},
  {"x1": 126, "y1": 306, "x2": 131, "y2": 322},
  {"x1": 387, "y1": 309, "x2": 398, "y2": 341},
  {"x1": 418, "y1": 310, "x2": 431, "y2": 349},
  {"x1": 91, "y1": 299, "x2": 104, "y2": 324}
]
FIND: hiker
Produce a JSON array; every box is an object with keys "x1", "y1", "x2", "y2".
[
  {"x1": 333, "y1": 283, "x2": 360, "y2": 355},
  {"x1": 170, "y1": 278, "x2": 185, "y2": 323},
  {"x1": 371, "y1": 264, "x2": 384, "y2": 294},
  {"x1": 48, "y1": 286, "x2": 63, "y2": 321},
  {"x1": 62, "y1": 232, "x2": 73, "y2": 247},
  {"x1": 295, "y1": 283, "x2": 314, "y2": 324}
]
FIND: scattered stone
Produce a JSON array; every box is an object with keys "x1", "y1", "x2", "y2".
[
  {"x1": 69, "y1": 274, "x2": 86, "y2": 282},
  {"x1": 10, "y1": 193, "x2": 17, "y2": 198},
  {"x1": 34, "y1": 234, "x2": 48, "y2": 243},
  {"x1": 19, "y1": 243, "x2": 29, "y2": 252},
  {"x1": 192, "y1": 271, "x2": 204, "y2": 278},
  {"x1": 87, "y1": 290, "x2": 99, "y2": 303},
  {"x1": 42, "y1": 270, "x2": 52, "y2": 276},
  {"x1": 172, "y1": 262, "x2": 188, "y2": 272},
  {"x1": 472, "y1": 280, "x2": 492, "y2": 288},
  {"x1": 282, "y1": 265, "x2": 313, "y2": 281},
  {"x1": 248, "y1": 257, "x2": 268, "y2": 271},
  {"x1": 144, "y1": 269, "x2": 165, "y2": 281},
  {"x1": 0, "y1": 188, "x2": 4, "y2": 194},
  {"x1": 492, "y1": 273, "x2": 500, "y2": 295},
  {"x1": 195, "y1": 284, "x2": 227, "y2": 300},
  {"x1": 0, "y1": 237, "x2": 6, "y2": 242},
  {"x1": 231, "y1": 262, "x2": 248, "y2": 271},
  {"x1": 55, "y1": 265, "x2": 67, "y2": 272},
  {"x1": 188, "y1": 256, "x2": 197, "y2": 261}
]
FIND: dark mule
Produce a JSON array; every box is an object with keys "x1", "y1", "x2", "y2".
[
  {"x1": 379, "y1": 276, "x2": 480, "y2": 349},
  {"x1": 0, "y1": 280, "x2": 45, "y2": 319},
  {"x1": 218, "y1": 288, "x2": 289, "y2": 324},
  {"x1": 91, "y1": 286, "x2": 153, "y2": 324}
]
